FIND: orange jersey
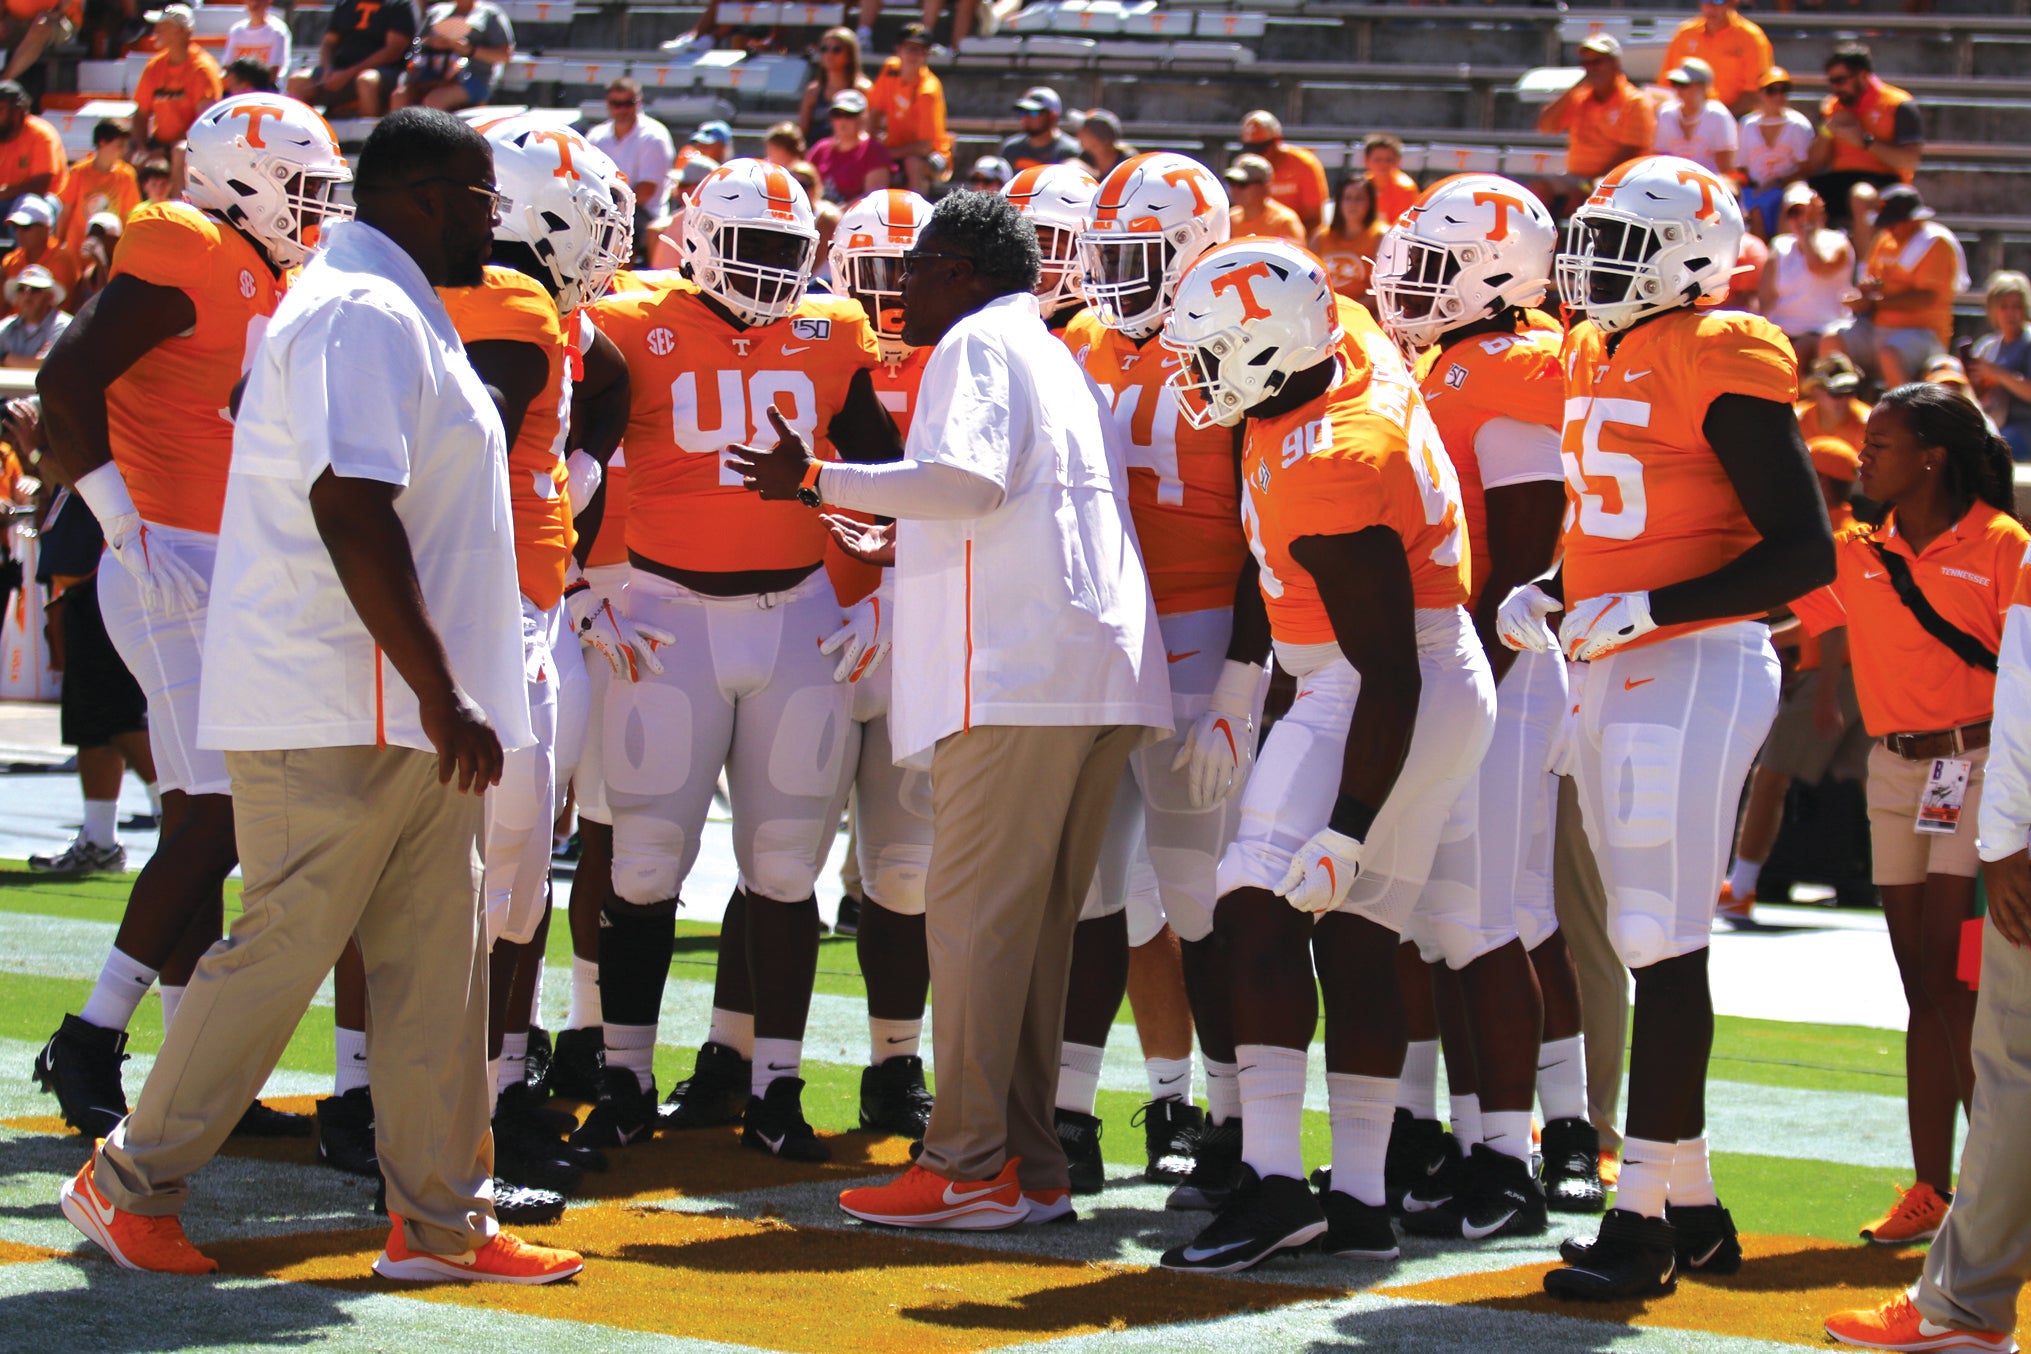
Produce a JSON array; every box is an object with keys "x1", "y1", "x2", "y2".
[
  {"x1": 133, "y1": 48, "x2": 223, "y2": 146},
  {"x1": 1066, "y1": 308, "x2": 1249, "y2": 615},
  {"x1": 1560, "y1": 307, "x2": 1798, "y2": 651},
  {"x1": 826, "y1": 342, "x2": 926, "y2": 607},
  {"x1": 1244, "y1": 307, "x2": 1470, "y2": 645},
  {"x1": 106, "y1": 202, "x2": 281, "y2": 534},
  {"x1": 56, "y1": 156, "x2": 140, "y2": 253},
  {"x1": 1553, "y1": 76, "x2": 1657, "y2": 179},
  {"x1": 582, "y1": 271, "x2": 683, "y2": 571},
  {"x1": 1415, "y1": 309, "x2": 1566, "y2": 608},
  {"x1": 591, "y1": 280, "x2": 878, "y2": 575},
  {"x1": 440, "y1": 266, "x2": 575, "y2": 611}
]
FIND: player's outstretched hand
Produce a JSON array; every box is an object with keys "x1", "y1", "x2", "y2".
[{"x1": 726, "y1": 406, "x2": 815, "y2": 501}]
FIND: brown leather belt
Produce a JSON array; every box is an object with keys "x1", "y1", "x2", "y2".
[{"x1": 1882, "y1": 721, "x2": 1990, "y2": 761}]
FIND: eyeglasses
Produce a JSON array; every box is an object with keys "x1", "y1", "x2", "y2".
[
  {"x1": 819, "y1": 42, "x2": 846, "y2": 52},
  {"x1": 902, "y1": 247, "x2": 972, "y2": 274},
  {"x1": 411, "y1": 175, "x2": 506, "y2": 215},
  {"x1": 607, "y1": 97, "x2": 638, "y2": 107}
]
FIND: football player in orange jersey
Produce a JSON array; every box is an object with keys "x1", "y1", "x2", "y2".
[
  {"x1": 1371, "y1": 174, "x2": 1603, "y2": 1234},
  {"x1": 1157, "y1": 239, "x2": 1497, "y2": 1273},
  {"x1": 1495, "y1": 155, "x2": 1835, "y2": 1300},
  {"x1": 573, "y1": 159, "x2": 899, "y2": 1159},
  {"x1": 32, "y1": 93, "x2": 350, "y2": 1144},
  {"x1": 1004, "y1": 162, "x2": 1095, "y2": 333},
  {"x1": 1056, "y1": 151, "x2": 1268, "y2": 1199},
  {"x1": 436, "y1": 116, "x2": 635, "y2": 1214}
]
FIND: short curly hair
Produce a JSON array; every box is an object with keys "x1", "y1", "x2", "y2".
[{"x1": 924, "y1": 188, "x2": 1040, "y2": 295}]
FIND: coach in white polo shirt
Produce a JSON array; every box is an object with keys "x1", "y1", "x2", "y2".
[
  {"x1": 730, "y1": 189, "x2": 1170, "y2": 1225},
  {"x1": 72, "y1": 111, "x2": 564, "y2": 1280}
]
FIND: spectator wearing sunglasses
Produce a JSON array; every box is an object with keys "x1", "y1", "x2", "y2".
[
  {"x1": 797, "y1": 26, "x2": 870, "y2": 149},
  {"x1": 588, "y1": 77, "x2": 675, "y2": 265}
]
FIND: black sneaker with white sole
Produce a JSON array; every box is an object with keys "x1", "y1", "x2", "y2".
[
  {"x1": 316, "y1": 1086, "x2": 379, "y2": 1176},
  {"x1": 1317, "y1": 1184, "x2": 1400, "y2": 1260},
  {"x1": 571, "y1": 1067, "x2": 658, "y2": 1148},
  {"x1": 1543, "y1": 1208, "x2": 1679, "y2": 1301},
  {"x1": 1055, "y1": 1108, "x2": 1105, "y2": 1195},
  {"x1": 742, "y1": 1076, "x2": 830, "y2": 1162},
  {"x1": 495, "y1": 1083, "x2": 606, "y2": 1192},
  {"x1": 523, "y1": 1025, "x2": 554, "y2": 1089},
  {"x1": 1159, "y1": 1166, "x2": 1327, "y2": 1273},
  {"x1": 1135, "y1": 1097, "x2": 1202, "y2": 1184},
  {"x1": 32, "y1": 1014, "x2": 130, "y2": 1139},
  {"x1": 28, "y1": 838, "x2": 126, "y2": 876},
  {"x1": 659, "y1": 1040, "x2": 752, "y2": 1128},
  {"x1": 1167, "y1": 1116, "x2": 1241, "y2": 1211},
  {"x1": 859, "y1": 1055, "x2": 934, "y2": 1139},
  {"x1": 1383, "y1": 1110, "x2": 1457, "y2": 1213},
  {"x1": 1667, "y1": 1201, "x2": 1743, "y2": 1275},
  {"x1": 1458, "y1": 1144, "x2": 1548, "y2": 1239},
  {"x1": 1540, "y1": 1116, "x2": 1607, "y2": 1213},
  {"x1": 542, "y1": 1027, "x2": 606, "y2": 1103},
  {"x1": 1400, "y1": 1133, "x2": 1477, "y2": 1224},
  {"x1": 493, "y1": 1180, "x2": 568, "y2": 1226}
]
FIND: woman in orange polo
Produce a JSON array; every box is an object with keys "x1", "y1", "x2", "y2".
[{"x1": 1792, "y1": 383, "x2": 2028, "y2": 1248}]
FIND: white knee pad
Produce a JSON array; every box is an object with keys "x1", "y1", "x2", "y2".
[
  {"x1": 1607, "y1": 886, "x2": 1703, "y2": 969},
  {"x1": 863, "y1": 842, "x2": 929, "y2": 916},
  {"x1": 745, "y1": 817, "x2": 824, "y2": 902},
  {"x1": 612, "y1": 817, "x2": 689, "y2": 905},
  {"x1": 1408, "y1": 880, "x2": 1519, "y2": 969}
]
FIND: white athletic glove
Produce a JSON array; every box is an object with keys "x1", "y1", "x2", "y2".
[
  {"x1": 1171, "y1": 659, "x2": 1261, "y2": 809},
  {"x1": 1496, "y1": 582, "x2": 1562, "y2": 654},
  {"x1": 821, "y1": 588, "x2": 891, "y2": 684},
  {"x1": 1560, "y1": 591, "x2": 1657, "y2": 662},
  {"x1": 565, "y1": 450, "x2": 603, "y2": 517},
  {"x1": 567, "y1": 580, "x2": 671, "y2": 681},
  {"x1": 73, "y1": 461, "x2": 204, "y2": 615},
  {"x1": 1275, "y1": 827, "x2": 1366, "y2": 915},
  {"x1": 1543, "y1": 693, "x2": 1580, "y2": 778}
]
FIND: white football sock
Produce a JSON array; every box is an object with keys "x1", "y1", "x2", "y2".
[
  {"x1": 1617, "y1": 1136, "x2": 1677, "y2": 1219},
  {"x1": 527, "y1": 966, "x2": 545, "y2": 1027},
  {"x1": 1146, "y1": 1055, "x2": 1193, "y2": 1103},
  {"x1": 1482, "y1": 1109, "x2": 1535, "y2": 1163},
  {"x1": 1395, "y1": 1039, "x2": 1439, "y2": 1120},
  {"x1": 1204, "y1": 1055, "x2": 1240, "y2": 1125},
  {"x1": 1668, "y1": 1135, "x2": 1719, "y2": 1207},
  {"x1": 869, "y1": 1016, "x2": 921, "y2": 1063},
  {"x1": 566, "y1": 956, "x2": 601, "y2": 1030},
  {"x1": 500, "y1": 1032, "x2": 528, "y2": 1091},
  {"x1": 752, "y1": 1037, "x2": 802, "y2": 1097},
  {"x1": 1055, "y1": 1041, "x2": 1105, "y2": 1116},
  {"x1": 334, "y1": 1026, "x2": 370, "y2": 1095},
  {"x1": 1726, "y1": 857, "x2": 1762, "y2": 902},
  {"x1": 1326, "y1": 1071, "x2": 1394, "y2": 1206},
  {"x1": 158, "y1": 985, "x2": 184, "y2": 1031},
  {"x1": 1450, "y1": 1091, "x2": 1482, "y2": 1148},
  {"x1": 606, "y1": 1021, "x2": 657, "y2": 1093},
  {"x1": 1236, "y1": 1043, "x2": 1308, "y2": 1181},
  {"x1": 1536, "y1": 1035, "x2": 1589, "y2": 1122},
  {"x1": 143, "y1": 781, "x2": 162, "y2": 817},
  {"x1": 81, "y1": 799, "x2": 119, "y2": 849},
  {"x1": 708, "y1": 1006, "x2": 755, "y2": 1059},
  {"x1": 78, "y1": 948, "x2": 157, "y2": 1032}
]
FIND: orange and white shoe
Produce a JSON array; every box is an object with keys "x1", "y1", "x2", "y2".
[
  {"x1": 1023, "y1": 1187, "x2": 1075, "y2": 1224},
  {"x1": 1597, "y1": 1150, "x2": 1621, "y2": 1189},
  {"x1": 1716, "y1": 882, "x2": 1755, "y2": 927},
  {"x1": 839, "y1": 1158, "x2": 1028, "y2": 1230},
  {"x1": 1861, "y1": 1183, "x2": 1953, "y2": 1246},
  {"x1": 58, "y1": 1151, "x2": 218, "y2": 1275},
  {"x1": 373, "y1": 1216, "x2": 583, "y2": 1284},
  {"x1": 1825, "y1": 1289, "x2": 2016, "y2": 1351}
]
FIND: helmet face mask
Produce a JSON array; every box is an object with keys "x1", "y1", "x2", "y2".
[
  {"x1": 1370, "y1": 173, "x2": 1554, "y2": 354},
  {"x1": 1159, "y1": 237, "x2": 1342, "y2": 428},
  {"x1": 1032, "y1": 223, "x2": 1083, "y2": 312},
  {"x1": 1554, "y1": 156, "x2": 1741, "y2": 333},
  {"x1": 1160, "y1": 323, "x2": 1251, "y2": 428},
  {"x1": 185, "y1": 94, "x2": 353, "y2": 270},
  {"x1": 1078, "y1": 152, "x2": 1229, "y2": 339},
  {"x1": 682, "y1": 159, "x2": 820, "y2": 327},
  {"x1": 1079, "y1": 232, "x2": 1173, "y2": 335},
  {"x1": 842, "y1": 253, "x2": 907, "y2": 340},
  {"x1": 1001, "y1": 164, "x2": 1098, "y2": 315}
]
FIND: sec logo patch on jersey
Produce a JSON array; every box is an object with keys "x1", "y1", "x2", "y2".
[
  {"x1": 790, "y1": 317, "x2": 831, "y2": 341},
  {"x1": 239, "y1": 269, "x2": 257, "y2": 299},
  {"x1": 647, "y1": 326, "x2": 676, "y2": 356}
]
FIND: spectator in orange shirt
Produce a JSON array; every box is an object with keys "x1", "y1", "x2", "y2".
[
  {"x1": 1827, "y1": 185, "x2": 1965, "y2": 390},
  {"x1": 132, "y1": 5, "x2": 223, "y2": 154},
  {"x1": 1310, "y1": 172, "x2": 1382, "y2": 308},
  {"x1": 1798, "y1": 353, "x2": 1872, "y2": 453},
  {"x1": 56, "y1": 119, "x2": 140, "y2": 255},
  {"x1": 867, "y1": 24, "x2": 951, "y2": 196},
  {"x1": 1224, "y1": 153, "x2": 1305, "y2": 244},
  {"x1": 1661, "y1": 0, "x2": 1773, "y2": 114},
  {"x1": 1238, "y1": 109, "x2": 1327, "y2": 232},
  {"x1": 1363, "y1": 133, "x2": 1418, "y2": 226},
  {"x1": 0, "y1": 81, "x2": 67, "y2": 218},
  {"x1": 1807, "y1": 42, "x2": 1923, "y2": 223},
  {"x1": 1536, "y1": 34, "x2": 1655, "y2": 192},
  {"x1": 1, "y1": 195, "x2": 77, "y2": 315}
]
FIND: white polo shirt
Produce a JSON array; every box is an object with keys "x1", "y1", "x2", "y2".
[
  {"x1": 226, "y1": 13, "x2": 292, "y2": 72},
  {"x1": 588, "y1": 115, "x2": 676, "y2": 220},
  {"x1": 888, "y1": 290, "x2": 1172, "y2": 768},
  {"x1": 198, "y1": 219, "x2": 531, "y2": 756}
]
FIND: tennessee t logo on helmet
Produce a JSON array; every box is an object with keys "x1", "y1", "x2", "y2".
[{"x1": 1210, "y1": 261, "x2": 1278, "y2": 322}]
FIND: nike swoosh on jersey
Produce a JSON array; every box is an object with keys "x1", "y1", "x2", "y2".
[
  {"x1": 1622, "y1": 369, "x2": 1651, "y2": 382},
  {"x1": 1864, "y1": 570, "x2": 1886, "y2": 579},
  {"x1": 781, "y1": 344, "x2": 811, "y2": 356},
  {"x1": 615, "y1": 1122, "x2": 644, "y2": 1145},
  {"x1": 1623, "y1": 677, "x2": 1655, "y2": 690},
  {"x1": 1461, "y1": 1210, "x2": 1517, "y2": 1241},
  {"x1": 1179, "y1": 1238, "x2": 1257, "y2": 1262}
]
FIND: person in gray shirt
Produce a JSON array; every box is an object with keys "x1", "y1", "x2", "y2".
[
  {"x1": 1971, "y1": 269, "x2": 2031, "y2": 461},
  {"x1": 0, "y1": 264, "x2": 69, "y2": 367},
  {"x1": 393, "y1": 0, "x2": 514, "y2": 112}
]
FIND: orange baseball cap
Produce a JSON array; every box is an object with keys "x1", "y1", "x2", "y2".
[{"x1": 1808, "y1": 435, "x2": 1859, "y2": 482}]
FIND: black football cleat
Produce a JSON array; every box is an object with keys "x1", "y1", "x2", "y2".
[
  {"x1": 1167, "y1": 1115, "x2": 1241, "y2": 1211},
  {"x1": 1543, "y1": 1208, "x2": 1679, "y2": 1301},
  {"x1": 1383, "y1": 1109, "x2": 1457, "y2": 1213},
  {"x1": 833, "y1": 894, "x2": 863, "y2": 937},
  {"x1": 1160, "y1": 1166, "x2": 1327, "y2": 1273},
  {"x1": 571, "y1": 1067, "x2": 658, "y2": 1148},
  {"x1": 32, "y1": 1014, "x2": 130, "y2": 1139},
  {"x1": 658, "y1": 1040, "x2": 752, "y2": 1128},
  {"x1": 523, "y1": 1024, "x2": 554, "y2": 1090},
  {"x1": 741, "y1": 1076, "x2": 830, "y2": 1162},
  {"x1": 1135, "y1": 1096, "x2": 1202, "y2": 1184},
  {"x1": 1400, "y1": 1131, "x2": 1475, "y2": 1223},
  {"x1": 542, "y1": 1027, "x2": 606, "y2": 1103},
  {"x1": 1540, "y1": 1117, "x2": 1608, "y2": 1213},
  {"x1": 1458, "y1": 1144, "x2": 1548, "y2": 1239},
  {"x1": 494, "y1": 1082, "x2": 605, "y2": 1191},
  {"x1": 858, "y1": 1054, "x2": 934, "y2": 1139},
  {"x1": 1316, "y1": 1181, "x2": 1401, "y2": 1260},
  {"x1": 316, "y1": 1086, "x2": 380, "y2": 1177},
  {"x1": 1668, "y1": 1201, "x2": 1743, "y2": 1275},
  {"x1": 492, "y1": 1180, "x2": 568, "y2": 1226},
  {"x1": 232, "y1": 1100, "x2": 314, "y2": 1138},
  {"x1": 1054, "y1": 1108, "x2": 1105, "y2": 1195}
]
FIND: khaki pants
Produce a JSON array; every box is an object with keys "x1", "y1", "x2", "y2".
[
  {"x1": 1553, "y1": 772, "x2": 1628, "y2": 1153},
  {"x1": 97, "y1": 745, "x2": 497, "y2": 1255},
  {"x1": 1916, "y1": 917, "x2": 2031, "y2": 1333},
  {"x1": 917, "y1": 723, "x2": 1143, "y2": 1191}
]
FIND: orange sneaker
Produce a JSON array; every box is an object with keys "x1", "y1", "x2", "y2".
[
  {"x1": 373, "y1": 1216, "x2": 583, "y2": 1284},
  {"x1": 1861, "y1": 1183, "x2": 1953, "y2": 1246},
  {"x1": 58, "y1": 1151, "x2": 218, "y2": 1275},
  {"x1": 1597, "y1": 1149, "x2": 1621, "y2": 1189},
  {"x1": 1825, "y1": 1289, "x2": 2014, "y2": 1350},
  {"x1": 1023, "y1": 1187, "x2": 1075, "y2": 1224},
  {"x1": 1717, "y1": 882, "x2": 1755, "y2": 926},
  {"x1": 839, "y1": 1157, "x2": 1028, "y2": 1230}
]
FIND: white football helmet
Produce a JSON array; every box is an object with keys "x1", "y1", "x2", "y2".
[
  {"x1": 1556, "y1": 154, "x2": 1743, "y2": 334},
  {"x1": 1001, "y1": 162, "x2": 1097, "y2": 315},
  {"x1": 1078, "y1": 151, "x2": 1230, "y2": 339},
  {"x1": 484, "y1": 118, "x2": 633, "y2": 313},
  {"x1": 184, "y1": 93, "x2": 351, "y2": 269},
  {"x1": 681, "y1": 157, "x2": 820, "y2": 327},
  {"x1": 1371, "y1": 173, "x2": 1556, "y2": 354},
  {"x1": 829, "y1": 188, "x2": 932, "y2": 361},
  {"x1": 1160, "y1": 238, "x2": 1342, "y2": 429}
]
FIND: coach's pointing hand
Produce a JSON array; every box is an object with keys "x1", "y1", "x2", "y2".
[{"x1": 727, "y1": 406, "x2": 817, "y2": 502}]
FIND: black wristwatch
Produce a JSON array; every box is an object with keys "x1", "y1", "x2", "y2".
[{"x1": 795, "y1": 460, "x2": 823, "y2": 508}]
